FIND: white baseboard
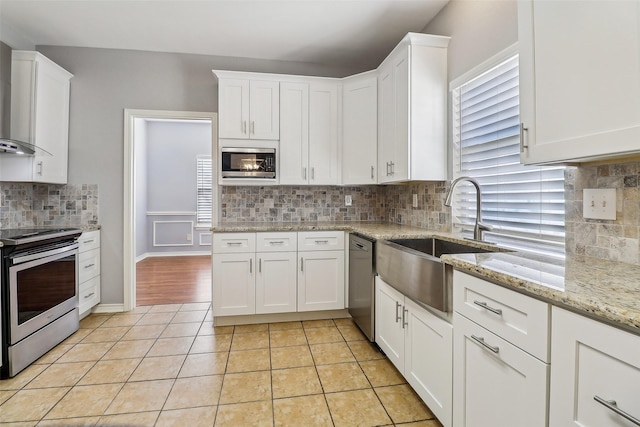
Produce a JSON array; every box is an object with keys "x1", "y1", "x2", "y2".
[
  {"x1": 92, "y1": 303, "x2": 125, "y2": 314},
  {"x1": 136, "y1": 251, "x2": 211, "y2": 263}
]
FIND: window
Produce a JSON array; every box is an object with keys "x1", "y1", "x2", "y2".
[
  {"x1": 451, "y1": 51, "x2": 565, "y2": 258},
  {"x1": 196, "y1": 155, "x2": 212, "y2": 226}
]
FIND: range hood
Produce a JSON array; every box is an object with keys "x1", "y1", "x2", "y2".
[{"x1": 0, "y1": 42, "x2": 48, "y2": 156}]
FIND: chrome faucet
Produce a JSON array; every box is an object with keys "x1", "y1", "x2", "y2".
[{"x1": 444, "y1": 176, "x2": 493, "y2": 241}]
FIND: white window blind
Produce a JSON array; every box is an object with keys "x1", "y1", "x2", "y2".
[
  {"x1": 196, "y1": 155, "x2": 212, "y2": 225},
  {"x1": 451, "y1": 54, "x2": 565, "y2": 258}
]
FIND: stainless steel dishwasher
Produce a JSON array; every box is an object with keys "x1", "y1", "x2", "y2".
[{"x1": 348, "y1": 233, "x2": 375, "y2": 341}]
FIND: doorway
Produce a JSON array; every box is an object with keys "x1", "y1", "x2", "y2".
[{"x1": 123, "y1": 109, "x2": 218, "y2": 311}]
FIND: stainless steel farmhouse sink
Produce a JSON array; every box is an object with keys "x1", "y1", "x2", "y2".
[{"x1": 376, "y1": 238, "x2": 496, "y2": 313}]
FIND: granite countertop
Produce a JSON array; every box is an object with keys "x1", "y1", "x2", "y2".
[{"x1": 212, "y1": 221, "x2": 640, "y2": 334}]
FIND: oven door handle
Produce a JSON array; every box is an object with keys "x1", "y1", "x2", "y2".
[{"x1": 11, "y1": 243, "x2": 80, "y2": 265}]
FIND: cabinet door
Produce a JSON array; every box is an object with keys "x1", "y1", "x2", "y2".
[
  {"x1": 218, "y1": 78, "x2": 250, "y2": 139},
  {"x1": 392, "y1": 48, "x2": 410, "y2": 182},
  {"x1": 298, "y1": 250, "x2": 345, "y2": 311},
  {"x1": 308, "y1": 81, "x2": 339, "y2": 185},
  {"x1": 342, "y1": 73, "x2": 377, "y2": 185},
  {"x1": 404, "y1": 298, "x2": 453, "y2": 427},
  {"x1": 550, "y1": 307, "x2": 640, "y2": 427},
  {"x1": 453, "y1": 313, "x2": 549, "y2": 427},
  {"x1": 377, "y1": 62, "x2": 395, "y2": 183},
  {"x1": 212, "y1": 253, "x2": 255, "y2": 316},
  {"x1": 519, "y1": 0, "x2": 640, "y2": 164},
  {"x1": 374, "y1": 276, "x2": 405, "y2": 372},
  {"x1": 255, "y1": 251, "x2": 297, "y2": 314},
  {"x1": 279, "y1": 82, "x2": 309, "y2": 185},
  {"x1": 249, "y1": 80, "x2": 279, "y2": 140}
]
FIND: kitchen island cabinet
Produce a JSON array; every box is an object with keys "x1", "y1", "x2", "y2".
[{"x1": 518, "y1": 0, "x2": 640, "y2": 164}]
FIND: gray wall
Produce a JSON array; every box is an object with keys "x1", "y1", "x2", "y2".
[
  {"x1": 144, "y1": 120, "x2": 211, "y2": 255},
  {"x1": 35, "y1": 45, "x2": 358, "y2": 305},
  {"x1": 422, "y1": 0, "x2": 518, "y2": 82}
]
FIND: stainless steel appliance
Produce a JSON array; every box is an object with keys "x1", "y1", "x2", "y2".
[
  {"x1": 1, "y1": 228, "x2": 82, "y2": 378},
  {"x1": 348, "y1": 233, "x2": 375, "y2": 341},
  {"x1": 221, "y1": 147, "x2": 276, "y2": 179}
]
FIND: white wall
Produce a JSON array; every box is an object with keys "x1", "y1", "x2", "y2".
[{"x1": 35, "y1": 45, "x2": 358, "y2": 305}]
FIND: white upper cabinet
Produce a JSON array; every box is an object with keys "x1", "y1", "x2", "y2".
[
  {"x1": 518, "y1": 0, "x2": 640, "y2": 164},
  {"x1": 0, "y1": 51, "x2": 72, "y2": 184},
  {"x1": 377, "y1": 33, "x2": 449, "y2": 183},
  {"x1": 308, "y1": 81, "x2": 339, "y2": 185},
  {"x1": 279, "y1": 81, "x2": 309, "y2": 185},
  {"x1": 280, "y1": 78, "x2": 339, "y2": 185},
  {"x1": 342, "y1": 71, "x2": 377, "y2": 185},
  {"x1": 216, "y1": 73, "x2": 279, "y2": 140}
]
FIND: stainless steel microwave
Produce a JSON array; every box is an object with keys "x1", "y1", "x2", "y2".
[{"x1": 221, "y1": 147, "x2": 276, "y2": 179}]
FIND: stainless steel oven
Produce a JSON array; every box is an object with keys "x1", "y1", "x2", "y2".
[
  {"x1": 221, "y1": 147, "x2": 276, "y2": 179},
  {"x1": 1, "y1": 228, "x2": 81, "y2": 378}
]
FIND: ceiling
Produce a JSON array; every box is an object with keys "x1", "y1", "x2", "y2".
[{"x1": 0, "y1": 0, "x2": 448, "y2": 71}]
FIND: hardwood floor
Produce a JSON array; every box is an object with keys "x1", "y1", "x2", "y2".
[{"x1": 136, "y1": 255, "x2": 212, "y2": 306}]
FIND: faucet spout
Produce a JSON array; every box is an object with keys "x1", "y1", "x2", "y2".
[{"x1": 444, "y1": 176, "x2": 492, "y2": 241}]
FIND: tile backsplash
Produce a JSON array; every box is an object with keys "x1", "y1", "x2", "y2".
[
  {"x1": 220, "y1": 182, "x2": 452, "y2": 232},
  {"x1": 565, "y1": 161, "x2": 640, "y2": 264},
  {"x1": 0, "y1": 183, "x2": 99, "y2": 228}
]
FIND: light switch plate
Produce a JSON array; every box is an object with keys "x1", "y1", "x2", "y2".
[
  {"x1": 412, "y1": 194, "x2": 418, "y2": 208},
  {"x1": 583, "y1": 188, "x2": 616, "y2": 220},
  {"x1": 345, "y1": 195, "x2": 352, "y2": 206}
]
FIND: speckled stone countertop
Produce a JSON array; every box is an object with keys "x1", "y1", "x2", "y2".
[{"x1": 212, "y1": 221, "x2": 640, "y2": 334}]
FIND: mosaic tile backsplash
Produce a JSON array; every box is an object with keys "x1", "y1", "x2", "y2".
[{"x1": 0, "y1": 183, "x2": 99, "y2": 228}]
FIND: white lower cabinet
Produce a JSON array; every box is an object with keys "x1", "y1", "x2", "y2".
[
  {"x1": 256, "y1": 251, "x2": 297, "y2": 314},
  {"x1": 550, "y1": 306, "x2": 640, "y2": 427},
  {"x1": 375, "y1": 276, "x2": 453, "y2": 427},
  {"x1": 452, "y1": 271, "x2": 550, "y2": 427},
  {"x1": 78, "y1": 230, "x2": 101, "y2": 317},
  {"x1": 212, "y1": 231, "x2": 345, "y2": 317},
  {"x1": 212, "y1": 253, "x2": 256, "y2": 316},
  {"x1": 453, "y1": 313, "x2": 549, "y2": 427}
]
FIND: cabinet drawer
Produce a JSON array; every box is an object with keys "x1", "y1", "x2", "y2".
[
  {"x1": 453, "y1": 271, "x2": 550, "y2": 362},
  {"x1": 297, "y1": 231, "x2": 344, "y2": 251},
  {"x1": 79, "y1": 275, "x2": 100, "y2": 314},
  {"x1": 213, "y1": 233, "x2": 256, "y2": 253},
  {"x1": 256, "y1": 232, "x2": 297, "y2": 252},
  {"x1": 550, "y1": 307, "x2": 640, "y2": 427},
  {"x1": 79, "y1": 230, "x2": 100, "y2": 252},
  {"x1": 79, "y1": 248, "x2": 100, "y2": 283}
]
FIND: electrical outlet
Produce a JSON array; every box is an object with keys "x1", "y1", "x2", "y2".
[
  {"x1": 412, "y1": 194, "x2": 418, "y2": 208},
  {"x1": 345, "y1": 195, "x2": 352, "y2": 206},
  {"x1": 583, "y1": 189, "x2": 616, "y2": 220},
  {"x1": 186, "y1": 233, "x2": 193, "y2": 241}
]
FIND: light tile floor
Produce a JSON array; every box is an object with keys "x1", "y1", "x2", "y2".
[{"x1": 0, "y1": 304, "x2": 443, "y2": 426}]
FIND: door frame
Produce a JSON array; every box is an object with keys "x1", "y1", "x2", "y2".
[{"x1": 123, "y1": 109, "x2": 218, "y2": 311}]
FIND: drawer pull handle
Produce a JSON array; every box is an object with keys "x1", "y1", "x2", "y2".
[
  {"x1": 227, "y1": 242, "x2": 243, "y2": 246},
  {"x1": 471, "y1": 335, "x2": 500, "y2": 354},
  {"x1": 82, "y1": 239, "x2": 94, "y2": 244},
  {"x1": 269, "y1": 241, "x2": 285, "y2": 245},
  {"x1": 474, "y1": 300, "x2": 503, "y2": 316},
  {"x1": 402, "y1": 307, "x2": 408, "y2": 329},
  {"x1": 84, "y1": 263, "x2": 95, "y2": 269},
  {"x1": 259, "y1": 258, "x2": 262, "y2": 273},
  {"x1": 315, "y1": 240, "x2": 329, "y2": 244},
  {"x1": 300, "y1": 258, "x2": 304, "y2": 272},
  {"x1": 249, "y1": 258, "x2": 252, "y2": 274},
  {"x1": 395, "y1": 301, "x2": 402, "y2": 323},
  {"x1": 594, "y1": 396, "x2": 640, "y2": 426},
  {"x1": 84, "y1": 292, "x2": 95, "y2": 299}
]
